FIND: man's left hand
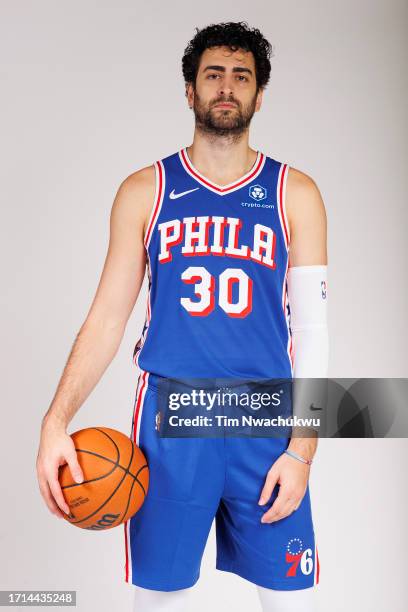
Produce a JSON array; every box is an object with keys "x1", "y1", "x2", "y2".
[{"x1": 258, "y1": 452, "x2": 310, "y2": 523}]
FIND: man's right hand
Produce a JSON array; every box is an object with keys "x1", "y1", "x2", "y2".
[
  {"x1": 36, "y1": 417, "x2": 84, "y2": 519},
  {"x1": 35, "y1": 167, "x2": 153, "y2": 520}
]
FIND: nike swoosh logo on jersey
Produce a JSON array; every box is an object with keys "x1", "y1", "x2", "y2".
[{"x1": 169, "y1": 187, "x2": 200, "y2": 199}]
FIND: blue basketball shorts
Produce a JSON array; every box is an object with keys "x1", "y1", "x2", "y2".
[{"x1": 124, "y1": 371, "x2": 320, "y2": 591}]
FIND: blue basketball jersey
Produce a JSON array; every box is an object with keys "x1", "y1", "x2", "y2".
[{"x1": 132, "y1": 147, "x2": 294, "y2": 379}]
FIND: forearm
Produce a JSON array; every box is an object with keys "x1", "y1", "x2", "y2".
[
  {"x1": 287, "y1": 327, "x2": 328, "y2": 461},
  {"x1": 42, "y1": 318, "x2": 125, "y2": 429},
  {"x1": 286, "y1": 265, "x2": 329, "y2": 462},
  {"x1": 288, "y1": 426, "x2": 318, "y2": 462}
]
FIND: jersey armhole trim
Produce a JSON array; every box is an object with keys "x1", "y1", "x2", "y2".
[
  {"x1": 143, "y1": 160, "x2": 165, "y2": 249},
  {"x1": 277, "y1": 162, "x2": 290, "y2": 250}
]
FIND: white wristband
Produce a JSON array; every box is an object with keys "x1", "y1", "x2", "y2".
[{"x1": 284, "y1": 449, "x2": 313, "y2": 465}]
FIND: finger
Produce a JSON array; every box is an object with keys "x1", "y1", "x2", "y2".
[
  {"x1": 261, "y1": 484, "x2": 293, "y2": 521},
  {"x1": 261, "y1": 498, "x2": 286, "y2": 523},
  {"x1": 292, "y1": 491, "x2": 306, "y2": 512},
  {"x1": 258, "y1": 469, "x2": 279, "y2": 505},
  {"x1": 47, "y1": 466, "x2": 70, "y2": 515},
  {"x1": 65, "y1": 447, "x2": 84, "y2": 484},
  {"x1": 44, "y1": 480, "x2": 65, "y2": 519},
  {"x1": 261, "y1": 497, "x2": 298, "y2": 523},
  {"x1": 38, "y1": 475, "x2": 64, "y2": 518}
]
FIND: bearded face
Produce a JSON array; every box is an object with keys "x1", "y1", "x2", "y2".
[{"x1": 192, "y1": 88, "x2": 258, "y2": 137}]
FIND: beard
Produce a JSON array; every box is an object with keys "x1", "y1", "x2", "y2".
[{"x1": 192, "y1": 90, "x2": 257, "y2": 139}]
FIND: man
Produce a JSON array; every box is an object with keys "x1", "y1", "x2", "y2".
[{"x1": 37, "y1": 21, "x2": 328, "y2": 612}]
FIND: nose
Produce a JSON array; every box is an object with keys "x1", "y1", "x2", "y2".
[{"x1": 217, "y1": 73, "x2": 234, "y2": 98}]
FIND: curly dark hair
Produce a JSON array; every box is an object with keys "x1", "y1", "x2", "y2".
[{"x1": 182, "y1": 21, "x2": 273, "y2": 93}]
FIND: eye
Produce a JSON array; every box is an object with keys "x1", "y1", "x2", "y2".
[
  {"x1": 207, "y1": 73, "x2": 220, "y2": 79},
  {"x1": 237, "y1": 75, "x2": 248, "y2": 82}
]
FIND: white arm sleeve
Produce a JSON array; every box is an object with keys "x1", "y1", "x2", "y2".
[{"x1": 287, "y1": 265, "x2": 329, "y2": 378}]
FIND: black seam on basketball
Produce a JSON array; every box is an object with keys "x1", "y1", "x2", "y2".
[
  {"x1": 68, "y1": 433, "x2": 136, "y2": 525},
  {"x1": 61, "y1": 450, "x2": 147, "y2": 489},
  {"x1": 118, "y1": 472, "x2": 145, "y2": 524},
  {"x1": 134, "y1": 463, "x2": 148, "y2": 482},
  {"x1": 93, "y1": 427, "x2": 147, "y2": 488},
  {"x1": 62, "y1": 427, "x2": 121, "y2": 489},
  {"x1": 61, "y1": 449, "x2": 121, "y2": 489},
  {"x1": 91, "y1": 427, "x2": 121, "y2": 462},
  {"x1": 62, "y1": 462, "x2": 147, "y2": 498},
  {"x1": 120, "y1": 472, "x2": 138, "y2": 523}
]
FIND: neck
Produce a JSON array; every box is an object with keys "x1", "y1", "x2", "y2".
[{"x1": 186, "y1": 128, "x2": 257, "y2": 186}]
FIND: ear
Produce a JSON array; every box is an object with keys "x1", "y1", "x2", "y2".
[
  {"x1": 186, "y1": 82, "x2": 194, "y2": 109},
  {"x1": 255, "y1": 87, "x2": 264, "y2": 112}
]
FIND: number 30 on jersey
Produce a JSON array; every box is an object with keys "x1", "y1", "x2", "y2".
[{"x1": 181, "y1": 266, "x2": 253, "y2": 318}]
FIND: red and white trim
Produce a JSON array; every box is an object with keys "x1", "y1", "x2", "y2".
[
  {"x1": 277, "y1": 162, "x2": 290, "y2": 251},
  {"x1": 124, "y1": 368, "x2": 151, "y2": 584},
  {"x1": 144, "y1": 160, "x2": 165, "y2": 249},
  {"x1": 278, "y1": 162, "x2": 293, "y2": 374},
  {"x1": 179, "y1": 147, "x2": 266, "y2": 196},
  {"x1": 314, "y1": 542, "x2": 320, "y2": 585},
  {"x1": 282, "y1": 258, "x2": 294, "y2": 375},
  {"x1": 131, "y1": 369, "x2": 150, "y2": 445},
  {"x1": 133, "y1": 161, "x2": 165, "y2": 368}
]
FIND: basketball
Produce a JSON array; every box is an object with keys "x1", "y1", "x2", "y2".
[{"x1": 58, "y1": 427, "x2": 149, "y2": 531}]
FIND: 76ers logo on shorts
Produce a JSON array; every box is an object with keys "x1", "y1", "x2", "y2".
[
  {"x1": 285, "y1": 538, "x2": 314, "y2": 577},
  {"x1": 249, "y1": 184, "x2": 267, "y2": 201}
]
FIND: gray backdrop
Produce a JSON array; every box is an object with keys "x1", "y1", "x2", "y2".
[{"x1": 1, "y1": 1, "x2": 407, "y2": 610}]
